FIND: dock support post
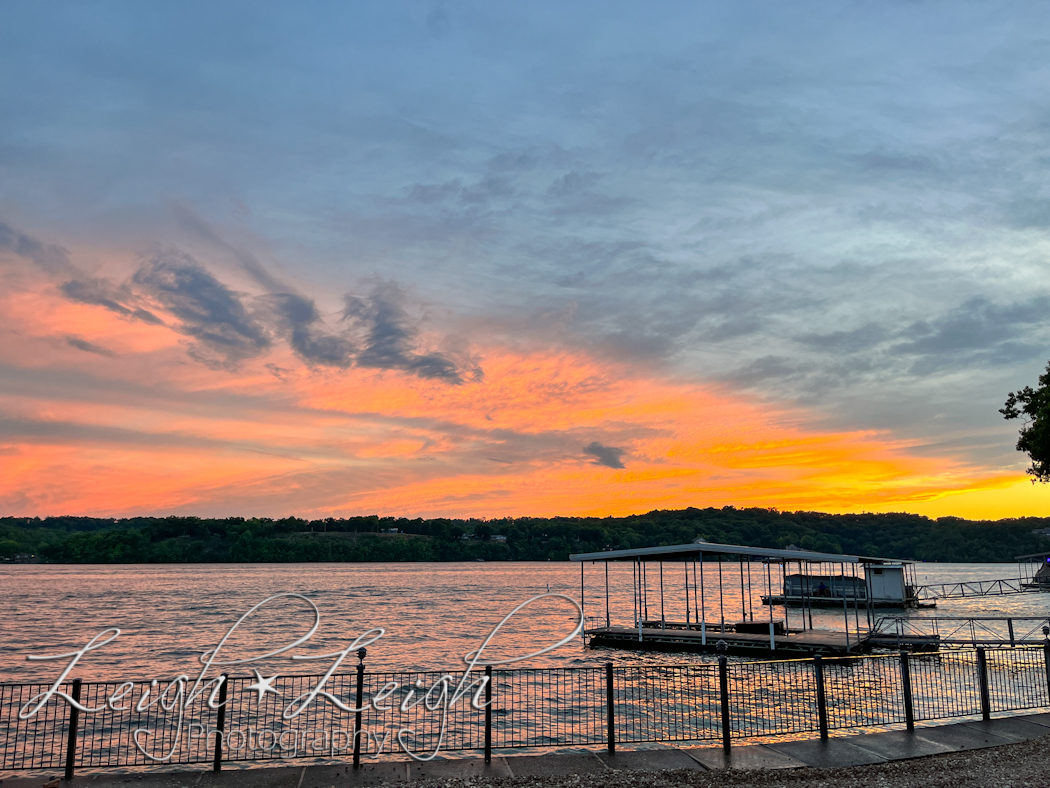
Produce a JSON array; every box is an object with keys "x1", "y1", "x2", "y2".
[
  {"x1": 659, "y1": 561, "x2": 665, "y2": 628},
  {"x1": 684, "y1": 561, "x2": 690, "y2": 626},
  {"x1": 606, "y1": 662, "x2": 615, "y2": 755},
  {"x1": 899, "y1": 652, "x2": 914, "y2": 732},
  {"x1": 813, "y1": 656, "x2": 828, "y2": 740},
  {"x1": 977, "y1": 647, "x2": 991, "y2": 721},
  {"x1": 484, "y1": 664, "x2": 492, "y2": 763},
  {"x1": 766, "y1": 559, "x2": 775, "y2": 644},
  {"x1": 1008, "y1": 618, "x2": 1015, "y2": 647},
  {"x1": 605, "y1": 562, "x2": 611, "y2": 628},
  {"x1": 63, "y1": 678, "x2": 82, "y2": 781},
  {"x1": 699, "y1": 552, "x2": 707, "y2": 644},
  {"x1": 581, "y1": 562, "x2": 585, "y2": 637},
  {"x1": 212, "y1": 674, "x2": 227, "y2": 772},
  {"x1": 718, "y1": 649, "x2": 731, "y2": 753}
]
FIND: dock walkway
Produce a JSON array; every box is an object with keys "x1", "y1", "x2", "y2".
[{"x1": 586, "y1": 624, "x2": 865, "y2": 656}]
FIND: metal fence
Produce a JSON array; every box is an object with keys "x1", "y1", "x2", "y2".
[{"x1": 3, "y1": 645, "x2": 1050, "y2": 776}]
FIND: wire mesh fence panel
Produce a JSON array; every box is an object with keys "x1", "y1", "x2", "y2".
[
  {"x1": 613, "y1": 665, "x2": 721, "y2": 744},
  {"x1": 74, "y1": 679, "x2": 218, "y2": 768},
  {"x1": 823, "y1": 655, "x2": 905, "y2": 730},
  {"x1": 0, "y1": 682, "x2": 73, "y2": 771},
  {"x1": 985, "y1": 648, "x2": 1050, "y2": 713},
  {"x1": 909, "y1": 651, "x2": 982, "y2": 721},
  {"x1": 7, "y1": 647, "x2": 1050, "y2": 771},
  {"x1": 491, "y1": 668, "x2": 605, "y2": 749},
  {"x1": 728, "y1": 660, "x2": 818, "y2": 738},
  {"x1": 222, "y1": 670, "x2": 487, "y2": 762}
]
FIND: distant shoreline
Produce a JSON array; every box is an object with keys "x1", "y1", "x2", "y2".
[{"x1": 3, "y1": 508, "x2": 1049, "y2": 564}]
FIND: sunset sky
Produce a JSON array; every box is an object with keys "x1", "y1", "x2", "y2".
[{"x1": 2, "y1": 2, "x2": 1050, "y2": 519}]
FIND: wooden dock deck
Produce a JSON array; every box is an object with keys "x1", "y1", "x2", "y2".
[{"x1": 585, "y1": 624, "x2": 869, "y2": 657}]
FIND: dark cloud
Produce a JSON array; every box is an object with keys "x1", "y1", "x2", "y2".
[
  {"x1": 893, "y1": 296, "x2": 1050, "y2": 359},
  {"x1": 546, "y1": 171, "x2": 601, "y2": 197},
  {"x1": 729, "y1": 356, "x2": 803, "y2": 387},
  {"x1": 0, "y1": 220, "x2": 75, "y2": 275},
  {"x1": 344, "y1": 283, "x2": 465, "y2": 383},
  {"x1": 1001, "y1": 198, "x2": 1050, "y2": 229},
  {"x1": 65, "y1": 336, "x2": 116, "y2": 357},
  {"x1": 407, "y1": 175, "x2": 514, "y2": 207},
  {"x1": 583, "y1": 441, "x2": 626, "y2": 469},
  {"x1": 408, "y1": 180, "x2": 464, "y2": 204},
  {"x1": 795, "y1": 324, "x2": 889, "y2": 353},
  {"x1": 460, "y1": 175, "x2": 513, "y2": 204},
  {"x1": 855, "y1": 152, "x2": 936, "y2": 173},
  {"x1": 267, "y1": 293, "x2": 355, "y2": 368},
  {"x1": 132, "y1": 252, "x2": 270, "y2": 367},
  {"x1": 59, "y1": 278, "x2": 163, "y2": 325},
  {"x1": 14, "y1": 216, "x2": 473, "y2": 381}
]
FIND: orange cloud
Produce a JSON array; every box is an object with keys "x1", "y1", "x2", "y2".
[{"x1": 0, "y1": 269, "x2": 1036, "y2": 519}]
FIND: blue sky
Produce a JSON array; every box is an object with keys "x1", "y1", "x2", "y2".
[{"x1": 2, "y1": 2, "x2": 1050, "y2": 517}]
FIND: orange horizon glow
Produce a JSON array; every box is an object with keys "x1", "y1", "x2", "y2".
[{"x1": 0, "y1": 262, "x2": 1046, "y2": 521}]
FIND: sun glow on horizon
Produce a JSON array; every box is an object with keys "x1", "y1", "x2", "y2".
[{"x1": 0, "y1": 263, "x2": 1041, "y2": 521}]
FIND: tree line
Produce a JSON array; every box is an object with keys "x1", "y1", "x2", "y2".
[{"x1": 2, "y1": 507, "x2": 1049, "y2": 563}]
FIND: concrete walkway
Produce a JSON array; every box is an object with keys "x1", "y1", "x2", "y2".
[{"x1": 4, "y1": 713, "x2": 1050, "y2": 788}]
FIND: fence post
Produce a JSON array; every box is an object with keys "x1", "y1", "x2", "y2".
[
  {"x1": 212, "y1": 675, "x2": 228, "y2": 772},
  {"x1": 63, "y1": 678, "x2": 82, "y2": 781},
  {"x1": 353, "y1": 649, "x2": 366, "y2": 768},
  {"x1": 606, "y1": 662, "x2": 615, "y2": 755},
  {"x1": 717, "y1": 642, "x2": 731, "y2": 753},
  {"x1": 899, "y1": 652, "x2": 914, "y2": 732},
  {"x1": 484, "y1": 665, "x2": 492, "y2": 764},
  {"x1": 976, "y1": 647, "x2": 991, "y2": 721},
  {"x1": 813, "y1": 656, "x2": 828, "y2": 740}
]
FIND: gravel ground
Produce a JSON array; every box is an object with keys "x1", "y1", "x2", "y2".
[{"x1": 400, "y1": 737, "x2": 1050, "y2": 788}]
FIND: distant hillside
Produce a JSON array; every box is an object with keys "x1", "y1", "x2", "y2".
[{"x1": 2, "y1": 508, "x2": 1049, "y2": 564}]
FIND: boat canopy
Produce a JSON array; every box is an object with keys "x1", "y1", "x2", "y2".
[{"x1": 570, "y1": 541, "x2": 911, "y2": 565}]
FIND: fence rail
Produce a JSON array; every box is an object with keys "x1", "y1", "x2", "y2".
[
  {"x1": 870, "y1": 616, "x2": 1050, "y2": 648},
  {"x1": 3, "y1": 645, "x2": 1050, "y2": 774},
  {"x1": 912, "y1": 578, "x2": 1035, "y2": 600}
]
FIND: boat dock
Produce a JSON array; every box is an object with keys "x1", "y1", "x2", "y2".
[{"x1": 571, "y1": 541, "x2": 901, "y2": 657}]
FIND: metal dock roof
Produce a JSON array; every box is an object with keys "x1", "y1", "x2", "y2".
[{"x1": 569, "y1": 541, "x2": 909, "y2": 565}]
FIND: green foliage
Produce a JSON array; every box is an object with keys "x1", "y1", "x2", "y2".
[
  {"x1": 2, "y1": 508, "x2": 1049, "y2": 563},
  {"x1": 1003, "y1": 359, "x2": 1050, "y2": 483}
]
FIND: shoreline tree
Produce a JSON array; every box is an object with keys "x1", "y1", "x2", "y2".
[{"x1": 1001, "y1": 360, "x2": 1050, "y2": 483}]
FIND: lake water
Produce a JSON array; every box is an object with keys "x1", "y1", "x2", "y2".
[
  {"x1": 3, "y1": 561, "x2": 1050, "y2": 771},
  {"x1": 2, "y1": 561, "x2": 1047, "y2": 684}
]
